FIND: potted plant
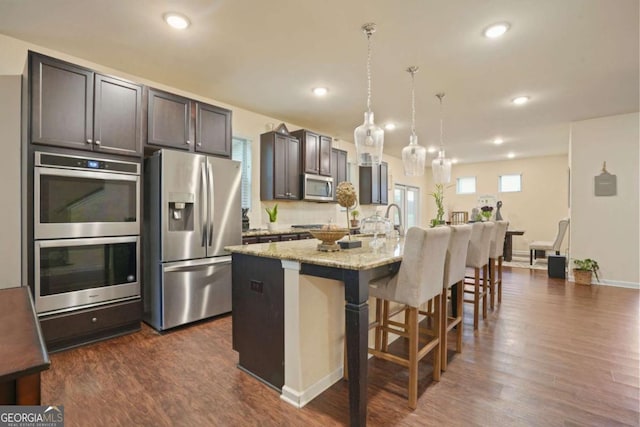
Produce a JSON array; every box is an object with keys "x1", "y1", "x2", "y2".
[
  {"x1": 429, "y1": 183, "x2": 446, "y2": 227},
  {"x1": 350, "y1": 210, "x2": 360, "y2": 228},
  {"x1": 573, "y1": 258, "x2": 600, "y2": 285},
  {"x1": 265, "y1": 204, "x2": 278, "y2": 231}
]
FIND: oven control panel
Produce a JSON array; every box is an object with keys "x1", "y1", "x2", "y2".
[{"x1": 35, "y1": 152, "x2": 140, "y2": 175}]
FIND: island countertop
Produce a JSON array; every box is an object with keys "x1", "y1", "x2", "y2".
[{"x1": 225, "y1": 236, "x2": 404, "y2": 270}]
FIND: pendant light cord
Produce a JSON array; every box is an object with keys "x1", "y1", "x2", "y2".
[
  {"x1": 436, "y1": 93, "x2": 445, "y2": 153},
  {"x1": 366, "y1": 31, "x2": 372, "y2": 112},
  {"x1": 410, "y1": 69, "x2": 416, "y2": 137}
]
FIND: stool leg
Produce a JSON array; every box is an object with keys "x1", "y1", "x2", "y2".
[
  {"x1": 382, "y1": 300, "x2": 390, "y2": 352},
  {"x1": 482, "y1": 264, "x2": 488, "y2": 320},
  {"x1": 490, "y1": 258, "x2": 496, "y2": 310},
  {"x1": 440, "y1": 288, "x2": 448, "y2": 372},
  {"x1": 498, "y1": 256, "x2": 503, "y2": 303},
  {"x1": 456, "y1": 280, "x2": 463, "y2": 352},
  {"x1": 407, "y1": 306, "x2": 419, "y2": 409},
  {"x1": 433, "y1": 294, "x2": 441, "y2": 382},
  {"x1": 374, "y1": 298, "x2": 383, "y2": 351}
]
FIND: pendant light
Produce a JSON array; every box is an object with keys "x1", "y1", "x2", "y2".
[
  {"x1": 432, "y1": 93, "x2": 452, "y2": 184},
  {"x1": 401, "y1": 66, "x2": 426, "y2": 176},
  {"x1": 354, "y1": 23, "x2": 384, "y2": 167}
]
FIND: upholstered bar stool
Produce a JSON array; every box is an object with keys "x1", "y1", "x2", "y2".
[
  {"x1": 368, "y1": 226, "x2": 451, "y2": 409},
  {"x1": 463, "y1": 222, "x2": 495, "y2": 330},
  {"x1": 489, "y1": 220, "x2": 509, "y2": 309},
  {"x1": 441, "y1": 224, "x2": 472, "y2": 372}
]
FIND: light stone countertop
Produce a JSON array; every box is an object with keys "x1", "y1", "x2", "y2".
[
  {"x1": 242, "y1": 228, "x2": 310, "y2": 237},
  {"x1": 226, "y1": 236, "x2": 404, "y2": 270}
]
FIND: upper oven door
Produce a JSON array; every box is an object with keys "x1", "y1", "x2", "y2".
[{"x1": 35, "y1": 166, "x2": 140, "y2": 239}]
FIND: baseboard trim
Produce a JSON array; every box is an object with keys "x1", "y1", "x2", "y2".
[
  {"x1": 568, "y1": 275, "x2": 640, "y2": 289},
  {"x1": 280, "y1": 367, "x2": 344, "y2": 408}
]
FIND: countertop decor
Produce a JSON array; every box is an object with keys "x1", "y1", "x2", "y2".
[{"x1": 309, "y1": 228, "x2": 349, "y2": 252}]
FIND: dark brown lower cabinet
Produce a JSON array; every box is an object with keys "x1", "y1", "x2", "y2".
[
  {"x1": 232, "y1": 254, "x2": 284, "y2": 390},
  {"x1": 39, "y1": 299, "x2": 141, "y2": 353}
]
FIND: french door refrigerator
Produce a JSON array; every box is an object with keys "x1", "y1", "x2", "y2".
[{"x1": 144, "y1": 149, "x2": 241, "y2": 330}]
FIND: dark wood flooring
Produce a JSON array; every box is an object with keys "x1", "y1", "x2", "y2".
[{"x1": 41, "y1": 268, "x2": 640, "y2": 426}]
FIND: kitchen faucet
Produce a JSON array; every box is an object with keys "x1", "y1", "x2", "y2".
[{"x1": 384, "y1": 203, "x2": 404, "y2": 237}]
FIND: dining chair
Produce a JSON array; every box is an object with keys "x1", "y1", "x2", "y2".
[
  {"x1": 368, "y1": 226, "x2": 451, "y2": 409},
  {"x1": 463, "y1": 222, "x2": 495, "y2": 330},
  {"x1": 440, "y1": 224, "x2": 472, "y2": 372},
  {"x1": 489, "y1": 220, "x2": 509, "y2": 309},
  {"x1": 529, "y1": 218, "x2": 570, "y2": 265}
]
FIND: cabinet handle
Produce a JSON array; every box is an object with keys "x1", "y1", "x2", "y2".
[
  {"x1": 95, "y1": 140, "x2": 101, "y2": 146},
  {"x1": 86, "y1": 138, "x2": 93, "y2": 144},
  {"x1": 186, "y1": 140, "x2": 191, "y2": 145},
  {"x1": 91, "y1": 317, "x2": 97, "y2": 323}
]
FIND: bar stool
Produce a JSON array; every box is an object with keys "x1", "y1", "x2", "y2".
[
  {"x1": 489, "y1": 220, "x2": 509, "y2": 308},
  {"x1": 440, "y1": 224, "x2": 472, "y2": 372},
  {"x1": 368, "y1": 226, "x2": 451, "y2": 409},
  {"x1": 463, "y1": 222, "x2": 495, "y2": 330}
]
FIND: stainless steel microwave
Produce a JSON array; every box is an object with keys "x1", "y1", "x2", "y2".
[{"x1": 302, "y1": 174, "x2": 334, "y2": 202}]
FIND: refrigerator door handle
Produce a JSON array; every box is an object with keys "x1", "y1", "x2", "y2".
[
  {"x1": 201, "y1": 161, "x2": 208, "y2": 247},
  {"x1": 207, "y1": 160, "x2": 214, "y2": 247},
  {"x1": 163, "y1": 256, "x2": 232, "y2": 272}
]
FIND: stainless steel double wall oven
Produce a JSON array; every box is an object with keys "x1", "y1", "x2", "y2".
[{"x1": 32, "y1": 151, "x2": 141, "y2": 314}]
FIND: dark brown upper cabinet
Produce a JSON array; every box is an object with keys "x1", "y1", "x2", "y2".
[
  {"x1": 30, "y1": 52, "x2": 142, "y2": 157},
  {"x1": 260, "y1": 129, "x2": 300, "y2": 200},
  {"x1": 291, "y1": 129, "x2": 332, "y2": 177},
  {"x1": 359, "y1": 161, "x2": 388, "y2": 205},
  {"x1": 331, "y1": 148, "x2": 348, "y2": 201},
  {"x1": 146, "y1": 88, "x2": 232, "y2": 157}
]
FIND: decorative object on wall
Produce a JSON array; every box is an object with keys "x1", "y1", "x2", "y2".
[
  {"x1": 354, "y1": 23, "x2": 384, "y2": 167},
  {"x1": 274, "y1": 123, "x2": 290, "y2": 135},
  {"x1": 401, "y1": 66, "x2": 426, "y2": 176},
  {"x1": 432, "y1": 93, "x2": 452, "y2": 184},
  {"x1": 336, "y1": 181, "x2": 362, "y2": 249},
  {"x1": 594, "y1": 161, "x2": 617, "y2": 196},
  {"x1": 495, "y1": 201, "x2": 503, "y2": 220}
]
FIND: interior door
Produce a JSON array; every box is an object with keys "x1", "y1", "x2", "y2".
[{"x1": 207, "y1": 156, "x2": 241, "y2": 256}]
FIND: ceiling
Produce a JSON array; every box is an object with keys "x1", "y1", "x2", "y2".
[{"x1": 0, "y1": 0, "x2": 638, "y2": 164}]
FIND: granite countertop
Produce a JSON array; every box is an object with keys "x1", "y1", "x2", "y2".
[
  {"x1": 242, "y1": 228, "x2": 309, "y2": 237},
  {"x1": 226, "y1": 236, "x2": 404, "y2": 270}
]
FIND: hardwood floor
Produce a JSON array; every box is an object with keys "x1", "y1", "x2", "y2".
[{"x1": 41, "y1": 268, "x2": 640, "y2": 426}]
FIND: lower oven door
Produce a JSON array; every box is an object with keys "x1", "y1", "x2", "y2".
[{"x1": 35, "y1": 236, "x2": 140, "y2": 314}]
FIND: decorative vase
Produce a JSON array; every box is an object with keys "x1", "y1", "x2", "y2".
[
  {"x1": 350, "y1": 220, "x2": 359, "y2": 228},
  {"x1": 573, "y1": 269, "x2": 592, "y2": 285},
  {"x1": 268, "y1": 221, "x2": 277, "y2": 232}
]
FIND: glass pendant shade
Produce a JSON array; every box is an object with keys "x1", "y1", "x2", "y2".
[
  {"x1": 355, "y1": 111, "x2": 384, "y2": 166},
  {"x1": 402, "y1": 134, "x2": 427, "y2": 176},
  {"x1": 432, "y1": 150, "x2": 452, "y2": 184}
]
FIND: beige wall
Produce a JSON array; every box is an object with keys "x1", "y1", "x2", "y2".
[
  {"x1": 442, "y1": 155, "x2": 570, "y2": 254},
  {"x1": 569, "y1": 113, "x2": 639, "y2": 287},
  {"x1": 0, "y1": 75, "x2": 22, "y2": 289}
]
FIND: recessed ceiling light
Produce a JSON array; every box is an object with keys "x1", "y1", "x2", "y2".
[
  {"x1": 164, "y1": 13, "x2": 190, "y2": 30},
  {"x1": 484, "y1": 22, "x2": 510, "y2": 38},
  {"x1": 427, "y1": 146, "x2": 437, "y2": 153},
  {"x1": 451, "y1": 158, "x2": 459, "y2": 164},
  {"x1": 312, "y1": 87, "x2": 328, "y2": 96},
  {"x1": 507, "y1": 152, "x2": 516, "y2": 159},
  {"x1": 493, "y1": 138, "x2": 504, "y2": 145},
  {"x1": 512, "y1": 96, "x2": 530, "y2": 105},
  {"x1": 384, "y1": 123, "x2": 396, "y2": 131}
]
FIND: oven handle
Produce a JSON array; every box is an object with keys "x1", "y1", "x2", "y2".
[
  {"x1": 35, "y1": 235, "x2": 138, "y2": 247},
  {"x1": 35, "y1": 166, "x2": 139, "y2": 181}
]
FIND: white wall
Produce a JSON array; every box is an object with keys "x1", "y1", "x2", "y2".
[
  {"x1": 0, "y1": 75, "x2": 22, "y2": 289},
  {"x1": 442, "y1": 155, "x2": 570, "y2": 254},
  {"x1": 569, "y1": 113, "x2": 639, "y2": 288}
]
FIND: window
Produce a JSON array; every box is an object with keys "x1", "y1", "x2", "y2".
[
  {"x1": 456, "y1": 176, "x2": 476, "y2": 194},
  {"x1": 394, "y1": 184, "x2": 420, "y2": 228},
  {"x1": 499, "y1": 174, "x2": 522, "y2": 192},
  {"x1": 231, "y1": 137, "x2": 252, "y2": 209}
]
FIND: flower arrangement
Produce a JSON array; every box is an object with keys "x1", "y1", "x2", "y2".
[
  {"x1": 265, "y1": 204, "x2": 278, "y2": 223},
  {"x1": 480, "y1": 205, "x2": 494, "y2": 221},
  {"x1": 429, "y1": 183, "x2": 446, "y2": 227},
  {"x1": 336, "y1": 182, "x2": 358, "y2": 241}
]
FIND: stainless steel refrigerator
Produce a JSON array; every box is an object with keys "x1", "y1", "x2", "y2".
[{"x1": 143, "y1": 149, "x2": 241, "y2": 330}]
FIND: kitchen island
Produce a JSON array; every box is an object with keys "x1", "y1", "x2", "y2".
[{"x1": 226, "y1": 237, "x2": 403, "y2": 427}]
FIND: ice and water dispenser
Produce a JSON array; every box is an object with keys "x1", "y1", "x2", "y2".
[{"x1": 168, "y1": 192, "x2": 194, "y2": 231}]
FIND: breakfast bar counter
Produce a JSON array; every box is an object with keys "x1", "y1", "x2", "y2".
[{"x1": 226, "y1": 237, "x2": 403, "y2": 427}]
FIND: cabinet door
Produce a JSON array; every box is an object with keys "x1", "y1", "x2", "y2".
[
  {"x1": 93, "y1": 74, "x2": 142, "y2": 157},
  {"x1": 195, "y1": 102, "x2": 232, "y2": 157},
  {"x1": 302, "y1": 131, "x2": 319, "y2": 174},
  {"x1": 319, "y1": 135, "x2": 332, "y2": 176},
  {"x1": 273, "y1": 135, "x2": 289, "y2": 199},
  {"x1": 147, "y1": 88, "x2": 191, "y2": 150},
  {"x1": 331, "y1": 148, "x2": 347, "y2": 201},
  {"x1": 286, "y1": 137, "x2": 300, "y2": 199},
  {"x1": 30, "y1": 53, "x2": 93, "y2": 150},
  {"x1": 359, "y1": 164, "x2": 380, "y2": 205},
  {"x1": 380, "y1": 162, "x2": 389, "y2": 205}
]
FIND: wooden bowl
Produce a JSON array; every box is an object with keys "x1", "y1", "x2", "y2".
[{"x1": 309, "y1": 229, "x2": 349, "y2": 251}]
